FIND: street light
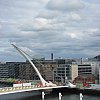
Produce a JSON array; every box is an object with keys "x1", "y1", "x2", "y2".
[
  {"x1": 56, "y1": 74, "x2": 64, "y2": 84},
  {"x1": 65, "y1": 76, "x2": 68, "y2": 84}
]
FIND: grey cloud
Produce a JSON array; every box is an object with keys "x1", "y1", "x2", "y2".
[
  {"x1": 84, "y1": 0, "x2": 100, "y2": 4},
  {"x1": 0, "y1": 0, "x2": 100, "y2": 61},
  {"x1": 46, "y1": 0, "x2": 84, "y2": 11},
  {"x1": 37, "y1": 10, "x2": 61, "y2": 19},
  {"x1": 20, "y1": 17, "x2": 66, "y2": 32}
]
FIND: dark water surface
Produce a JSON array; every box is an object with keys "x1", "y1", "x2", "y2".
[
  {"x1": 1, "y1": 92, "x2": 99, "y2": 100},
  {"x1": 13, "y1": 93, "x2": 100, "y2": 100},
  {"x1": 0, "y1": 84, "x2": 100, "y2": 100}
]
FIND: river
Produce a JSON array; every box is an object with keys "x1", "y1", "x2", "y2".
[
  {"x1": 1, "y1": 92, "x2": 100, "y2": 100},
  {"x1": 10, "y1": 93, "x2": 100, "y2": 100},
  {"x1": 0, "y1": 84, "x2": 100, "y2": 100}
]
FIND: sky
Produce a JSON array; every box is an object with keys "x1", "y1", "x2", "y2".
[{"x1": 0, "y1": 0, "x2": 100, "y2": 62}]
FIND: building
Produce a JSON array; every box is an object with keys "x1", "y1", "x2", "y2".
[
  {"x1": 53, "y1": 63, "x2": 78, "y2": 83},
  {"x1": 32, "y1": 59, "x2": 58, "y2": 81},
  {"x1": 41, "y1": 60, "x2": 58, "y2": 81},
  {"x1": 0, "y1": 59, "x2": 57, "y2": 81},
  {"x1": 18, "y1": 62, "x2": 35, "y2": 80},
  {"x1": 17, "y1": 59, "x2": 58, "y2": 81},
  {"x1": 0, "y1": 63, "x2": 9, "y2": 79},
  {"x1": 78, "y1": 64, "x2": 92, "y2": 75},
  {"x1": 78, "y1": 58, "x2": 100, "y2": 83},
  {"x1": 6, "y1": 62, "x2": 25, "y2": 79},
  {"x1": 74, "y1": 74, "x2": 96, "y2": 86},
  {"x1": 0, "y1": 61, "x2": 33, "y2": 80},
  {"x1": 82, "y1": 60, "x2": 100, "y2": 77},
  {"x1": 0, "y1": 62, "x2": 27, "y2": 80},
  {"x1": 0, "y1": 58, "x2": 80, "y2": 83}
]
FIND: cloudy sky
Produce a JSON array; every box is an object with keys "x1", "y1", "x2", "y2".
[{"x1": 0, "y1": 0, "x2": 100, "y2": 62}]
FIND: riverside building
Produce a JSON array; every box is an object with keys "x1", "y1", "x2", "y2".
[
  {"x1": 53, "y1": 60, "x2": 78, "y2": 83},
  {"x1": 0, "y1": 63, "x2": 9, "y2": 79}
]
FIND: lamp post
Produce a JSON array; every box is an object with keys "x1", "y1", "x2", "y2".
[
  {"x1": 65, "y1": 76, "x2": 68, "y2": 84},
  {"x1": 65, "y1": 67, "x2": 67, "y2": 84},
  {"x1": 56, "y1": 74, "x2": 64, "y2": 84}
]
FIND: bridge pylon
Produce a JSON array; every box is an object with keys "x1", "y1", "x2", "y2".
[{"x1": 11, "y1": 44, "x2": 56, "y2": 87}]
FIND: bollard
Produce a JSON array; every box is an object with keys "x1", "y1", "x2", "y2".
[
  {"x1": 59, "y1": 92, "x2": 62, "y2": 100},
  {"x1": 42, "y1": 91, "x2": 45, "y2": 100},
  {"x1": 80, "y1": 93, "x2": 83, "y2": 100}
]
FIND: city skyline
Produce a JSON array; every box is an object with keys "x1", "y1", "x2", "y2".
[{"x1": 0, "y1": 0, "x2": 100, "y2": 62}]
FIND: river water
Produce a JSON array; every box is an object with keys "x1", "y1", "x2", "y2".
[
  {"x1": 0, "y1": 85, "x2": 100, "y2": 100},
  {"x1": 13, "y1": 93, "x2": 100, "y2": 100},
  {"x1": 1, "y1": 92, "x2": 100, "y2": 100}
]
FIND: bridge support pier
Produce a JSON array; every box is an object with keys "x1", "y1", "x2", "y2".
[
  {"x1": 59, "y1": 92, "x2": 62, "y2": 100},
  {"x1": 42, "y1": 91, "x2": 45, "y2": 100}
]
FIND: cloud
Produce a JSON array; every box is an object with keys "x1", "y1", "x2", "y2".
[
  {"x1": 0, "y1": 23, "x2": 2, "y2": 29},
  {"x1": 37, "y1": 10, "x2": 61, "y2": 19},
  {"x1": 20, "y1": 17, "x2": 66, "y2": 32},
  {"x1": 20, "y1": 18, "x2": 48, "y2": 31},
  {"x1": 87, "y1": 28, "x2": 99, "y2": 35},
  {"x1": 0, "y1": 0, "x2": 100, "y2": 61},
  {"x1": 46, "y1": 0, "x2": 84, "y2": 11},
  {"x1": 70, "y1": 12, "x2": 82, "y2": 21}
]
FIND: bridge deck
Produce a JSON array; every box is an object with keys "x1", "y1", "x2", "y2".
[{"x1": 0, "y1": 85, "x2": 69, "y2": 95}]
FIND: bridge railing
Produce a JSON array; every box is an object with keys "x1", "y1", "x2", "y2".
[
  {"x1": 0, "y1": 85, "x2": 36, "y2": 93},
  {"x1": 0, "y1": 85, "x2": 56, "y2": 93}
]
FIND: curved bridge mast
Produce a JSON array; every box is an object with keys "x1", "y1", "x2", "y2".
[{"x1": 11, "y1": 44, "x2": 54, "y2": 86}]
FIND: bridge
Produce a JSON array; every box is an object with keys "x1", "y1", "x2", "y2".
[
  {"x1": 0, "y1": 85, "x2": 69, "y2": 95},
  {"x1": 0, "y1": 44, "x2": 75, "y2": 98}
]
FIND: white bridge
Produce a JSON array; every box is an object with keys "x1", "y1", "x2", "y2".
[
  {"x1": 11, "y1": 44, "x2": 56, "y2": 87},
  {"x1": 0, "y1": 44, "x2": 76, "y2": 97},
  {"x1": 0, "y1": 85, "x2": 69, "y2": 95}
]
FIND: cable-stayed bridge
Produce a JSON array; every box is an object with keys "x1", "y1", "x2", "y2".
[
  {"x1": 0, "y1": 85, "x2": 69, "y2": 95},
  {"x1": 0, "y1": 44, "x2": 76, "y2": 99}
]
